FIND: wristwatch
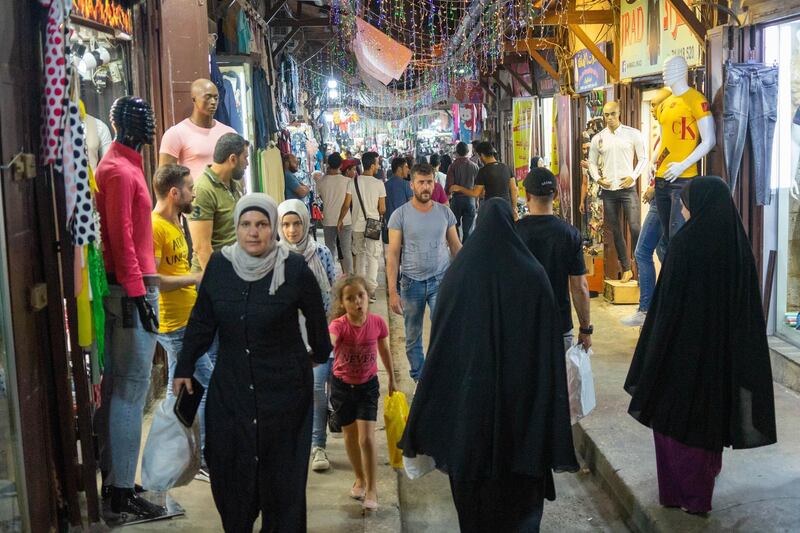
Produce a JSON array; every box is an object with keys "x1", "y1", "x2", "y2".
[{"x1": 579, "y1": 325, "x2": 594, "y2": 335}]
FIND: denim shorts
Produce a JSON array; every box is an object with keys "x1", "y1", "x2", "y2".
[{"x1": 329, "y1": 375, "x2": 379, "y2": 426}]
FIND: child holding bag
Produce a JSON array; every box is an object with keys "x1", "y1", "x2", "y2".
[{"x1": 329, "y1": 275, "x2": 396, "y2": 511}]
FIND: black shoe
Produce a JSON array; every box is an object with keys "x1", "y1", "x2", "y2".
[
  {"x1": 110, "y1": 487, "x2": 165, "y2": 520},
  {"x1": 102, "y1": 483, "x2": 145, "y2": 500}
]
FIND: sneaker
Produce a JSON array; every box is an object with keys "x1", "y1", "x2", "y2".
[
  {"x1": 195, "y1": 467, "x2": 210, "y2": 483},
  {"x1": 369, "y1": 293, "x2": 377, "y2": 303},
  {"x1": 110, "y1": 488, "x2": 165, "y2": 520},
  {"x1": 621, "y1": 310, "x2": 647, "y2": 327},
  {"x1": 311, "y1": 447, "x2": 330, "y2": 472}
]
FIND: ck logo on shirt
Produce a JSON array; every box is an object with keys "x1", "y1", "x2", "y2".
[{"x1": 672, "y1": 118, "x2": 697, "y2": 140}]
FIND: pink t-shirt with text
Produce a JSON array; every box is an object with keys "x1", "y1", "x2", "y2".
[
  {"x1": 329, "y1": 313, "x2": 389, "y2": 385},
  {"x1": 159, "y1": 118, "x2": 236, "y2": 179}
]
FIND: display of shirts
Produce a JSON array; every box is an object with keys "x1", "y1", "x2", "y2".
[
  {"x1": 189, "y1": 167, "x2": 243, "y2": 271},
  {"x1": 348, "y1": 175, "x2": 387, "y2": 232},
  {"x1": 655, "y1": 88, "x2": 711, "y2": 178},
  {"x1": 95, "y1": 141, "x2": 156, "y2": 297},
  {"x1": 152, "y1": 213, "x2": 197, "y2": 333},
  {"x1": 316, "y1": 173, "x2": 352, "y2": 226},
  {"x1": 159, "y1": 118, "x2": 236, "y2": 180},
  {"x1": 387, "y1": 202, "x2": 456, "y2": 281},
  {"x1": 330, "y1": 313, "x2": 389, "y2": 385},
  {"x1": 588, "y1": 125, "x2": 648, "y2": 190}
]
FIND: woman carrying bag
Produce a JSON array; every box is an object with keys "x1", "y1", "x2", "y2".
[{"x1": 174, "y1": 193, "x2": 332, "y2": 532}]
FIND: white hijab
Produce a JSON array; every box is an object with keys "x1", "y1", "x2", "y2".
[
  {"x1": 277, "y1": 199, "x2": 331, "y2": 293},
  {"x1": 221, "y1": 193, "x2": 290, "y2": 294}
]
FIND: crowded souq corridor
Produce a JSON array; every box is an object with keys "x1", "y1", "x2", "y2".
[{"x1": 0, "y1": 0, "x2": 799, "y2": 531}]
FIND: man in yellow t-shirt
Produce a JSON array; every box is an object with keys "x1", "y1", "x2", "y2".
[{"x1": 152, "y1": 164, "x2": 213, "y2": 478}]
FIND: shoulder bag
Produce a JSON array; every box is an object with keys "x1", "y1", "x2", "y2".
[{"x1": 354, "y1": 176, "x2": 383, "y2": 240}]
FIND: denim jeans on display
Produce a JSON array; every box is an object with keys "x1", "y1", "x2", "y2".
[
  {"x1": 158, "y1": 327, "x2": 214, "y2": 458},
  {"x1": 601, "y1": 187, "x2": 641, "y2": 271},
  {"x1": 723, "y1": 63, "x2": 779, "y2": 206},
  {"x1": 312, "y1": 358, "x2": 333, "y2": 448},
  {"x1": 450, "y1": 195, "x2": 476, "y2": 242},
  {"x1": 655, "y1": 179, "x2": 687, "y2": 249},
  {"x1": 401, "y1": 274, "x2": 442, "y2": 381},
  {"x1": 96, "y1": 284, "x2": 159, "y2": 489},
  {"x1": 634, "y1": 202, "x2": 667, "y2": 312}
]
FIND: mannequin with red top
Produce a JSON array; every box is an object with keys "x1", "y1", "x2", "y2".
[{"x1": 94, "y1": 96, "x2": 166, "y2": 522}]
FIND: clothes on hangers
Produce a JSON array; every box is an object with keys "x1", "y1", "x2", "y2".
[
  {"x1": 237, "y1": 8, "x2": 251, "y2": 54},
  {"x1": 221, "y1": 73, "x2": 244, "y2": 135},
  {"x1": 210, "y1": 49, "x2": 231, "y2": 127}
]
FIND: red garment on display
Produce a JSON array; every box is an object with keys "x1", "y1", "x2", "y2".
[{"x1": 95, "y1": 142, "x2": 156, "y2": 297}]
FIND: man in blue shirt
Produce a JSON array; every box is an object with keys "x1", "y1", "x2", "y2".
[
  {"x1": 283, "y1": 152, "x2": 310, "y2": 200},
  {"x1": 383, "y1": 157, "x2": 412, "y2": 243}
]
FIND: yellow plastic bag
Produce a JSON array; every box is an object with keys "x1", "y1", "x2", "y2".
[{"x1": 383, "y1": 391, "x2": 409, "y2": 469}]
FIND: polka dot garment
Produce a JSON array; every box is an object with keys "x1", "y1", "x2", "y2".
[
  {"x1": 66, "y1": 102, "x2": 97, "y2": 245},
  {"x1": 42, "y1": 0, "x2": 69, "y2": 167}
]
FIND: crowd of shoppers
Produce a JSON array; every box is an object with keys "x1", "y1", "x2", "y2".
[{"x1": 92, "y1": 84, "x2": 776, "y2": 532}]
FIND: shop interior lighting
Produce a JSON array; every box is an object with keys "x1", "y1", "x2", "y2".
[
  {"x1": 328, "y1": 88, "x2": 340, "y2": 99},
  {"x1": 327, "y1": 79, "x2": 338, "y2": 89}
]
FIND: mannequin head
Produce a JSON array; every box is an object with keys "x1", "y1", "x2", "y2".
[
  {"x1": 191, "y1": 79, "x2": 219, "y2": 120},
  {"x1": 662, "y1": 55, "x2": 689, "y2": 91},
  {"x1": 602, "y1": 102, "x2": 621, "y2": 131},
  {"x1": 109, "y1": 96, "x2": 155, "y2": 150}
]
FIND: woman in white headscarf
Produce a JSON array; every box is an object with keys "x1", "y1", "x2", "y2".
[
  {"x1": 278, "y1": 199, "x2": 337, "y2": 472},
  {"x1": 174, "y1": 193, "x2": 332, "y2": 533}
]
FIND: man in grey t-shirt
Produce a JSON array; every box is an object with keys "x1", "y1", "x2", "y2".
[{"x1": 387, "y1": 163, "x2": 462, "y2": 381}]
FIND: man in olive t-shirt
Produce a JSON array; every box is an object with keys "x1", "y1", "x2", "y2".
[{"x1": 188, "y1": 133, "x2": 247, "y2": 272}]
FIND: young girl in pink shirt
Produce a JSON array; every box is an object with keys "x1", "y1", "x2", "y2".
[{"x1": 329, "y1": 275, "x2": 396, "y2": 511}]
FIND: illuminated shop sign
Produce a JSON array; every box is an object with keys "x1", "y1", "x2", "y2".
[{"x1": 72, "y1": 0, "x2": 132, "y2": 34}]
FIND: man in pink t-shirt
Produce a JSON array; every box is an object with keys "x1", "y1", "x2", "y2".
[{"x1": 158, "y1": 78, "x2": 236, "y2": 179}]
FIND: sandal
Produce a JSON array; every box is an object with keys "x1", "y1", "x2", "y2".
[
  {"x1": 350, "y1": 484, "x2": 365, "y2": 500},
  {"x1": 362, "y1": 499, "x2": 378, "y2": 511}
]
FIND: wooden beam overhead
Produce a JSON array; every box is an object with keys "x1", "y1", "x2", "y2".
[
  {"x1": 492, "y1": 71, "x2": 513, "y2": 96},
  {"x1": 478, "y1": 78, "x2": 497, "y2": 100},
  {"x1": 503, "y1": 64, "x2": 535, "y2": 96},
  {"x1": 273, "y1": 26, "x2": 300, "y2": 56},
  {"x1": 504, "y1": 38, "x2": 554, "y2": 54},
  {"x1": 265, "y1": 0, "x2": 288, "y2": 24},
  {"x1": 534, "y1": 10, "x2": 613, "y2": 25},
  {"x1": 271, "y1": 17, "x2": 330, "y2": 28},
  {"x1": 665, "y1": 0, "x2": 707, "y2": 42},
  {"x1": 529, "y1": 49, "x2": 559, "y2": 82},
  {"x1": 568, "y1": 23, "x2": 620, "y2": 81}
]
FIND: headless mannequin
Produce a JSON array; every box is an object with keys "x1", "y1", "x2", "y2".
[
  {"x1": 109, "y1": 96, "x2": 159, "y2": 333},
  {"x1": 660, "y1": 56, "x2": 716, "y2": 181}
]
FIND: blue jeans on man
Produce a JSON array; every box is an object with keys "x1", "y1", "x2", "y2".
[
  {"x1": 634, "y1": 202, "x2": 667, "y2": 313},
  {"x1": 401, "y1": 274, "x2": 442, "y2": 381},
  {"x1": 157, "y1": 327, "x2": 214, "y2": 458},
  {"x1": 450, "y1": 195, "x2": 476, "y2": 242},
  {"x1": 96, "y1": 284, "x2": 159, "y2": 489}
]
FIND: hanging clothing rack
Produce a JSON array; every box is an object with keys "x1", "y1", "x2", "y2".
[{"x1": 234, "y1": 0, "x2": 269, "y2": 31}]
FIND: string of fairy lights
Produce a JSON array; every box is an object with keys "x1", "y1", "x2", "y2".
[{"x1": 299, "y1": 0, "x2": 606, "y2": 120}]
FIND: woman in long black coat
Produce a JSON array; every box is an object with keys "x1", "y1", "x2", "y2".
[
  {"x1": 174, "y1": 193, "x2": 332, "y2": 532},
  {"x1": 625, "y1": 176, "x2": 776, "y2": 514},
  {"x1": 399, "y1": 198, "x2": 578, "y2": 533}
]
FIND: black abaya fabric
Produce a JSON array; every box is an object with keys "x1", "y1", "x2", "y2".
[
  {"x1": 176, "y1": 252, "x2": 332, "y2": 532},
  {"x1": 398, "y1": 198, "x2": 578, "y2": 497},
  {"x1": 625, "y1": 176, "x2": 776, "y2": 452}
]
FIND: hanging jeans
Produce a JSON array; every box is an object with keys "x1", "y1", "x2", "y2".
[
  {"x1": 634, "y1": 202, "x2": 667, "y2": 313},
  {"x1": 601, "y1": 187, "x2": 641, "y2": 272},
  {"x1": 723, "y1": 63, "x2": 778, "y2": 206}
]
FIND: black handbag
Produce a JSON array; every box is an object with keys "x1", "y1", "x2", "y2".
[{"x1": 354, "y1": 176, "x2": 383, "y2": 240}]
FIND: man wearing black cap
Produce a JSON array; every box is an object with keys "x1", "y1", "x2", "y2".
[
  {"x1": 516, "y1": 168, "x2": 592, "y2": 352},
  {"x1": 450, "y1": 141, "x2": 518, "y2": 220}
]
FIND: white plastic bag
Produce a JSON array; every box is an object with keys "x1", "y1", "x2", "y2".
[
  {"x1": 565, "y1": 344, "x2": 596, "y2": 424},
  {"x1": 403, "y1": 454, "x2": 436, "y2": 480},
  {"x1": 141, "y1": 397, "x2": 201, "y2": 491}
]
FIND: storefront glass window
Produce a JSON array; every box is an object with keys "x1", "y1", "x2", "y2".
[{"x1": 764, "y1": 22, "x2": 800, "y2": 345}]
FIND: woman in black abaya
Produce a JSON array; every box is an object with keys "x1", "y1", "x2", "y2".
[
  {"x1": 399, "y1": 198, "x2": 578, "y2": 533},
  {"x1": 625, "y1": 176, "x2": 776, "y2": 514}
]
